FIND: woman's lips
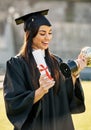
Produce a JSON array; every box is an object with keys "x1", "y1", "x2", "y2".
[{"x1": 42, "y1": 42, "x2": 48, "y2": 45}]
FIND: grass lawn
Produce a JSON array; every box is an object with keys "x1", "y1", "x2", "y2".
[
  {"x1": 0, "y1": 81, "x2": 91, "y2": 130},
  {"x1": 0, "y1": 89, "x2": 13, "y2": 130},
  {"x1": 72, "y1": 81, "x2": 91, "y2": 130}
]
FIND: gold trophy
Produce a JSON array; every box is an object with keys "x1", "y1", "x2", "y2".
[{"x1": 60, "y1": 46, "x2": 91, "y2": 78}]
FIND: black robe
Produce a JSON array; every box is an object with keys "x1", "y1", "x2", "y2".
[{"x1": 3, "y1": 55, "x2": 85, "y2": 130}]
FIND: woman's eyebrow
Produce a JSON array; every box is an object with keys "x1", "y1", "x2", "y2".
[
  {"x1": 39, "y1": 30, "x2": 46, "y2": 33},
  {"x1": 39, "y1": 29, "x2": 52, "y2": 32}
]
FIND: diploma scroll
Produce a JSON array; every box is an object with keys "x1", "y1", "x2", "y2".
[{"x1": 32, "y1": 49, "x2": 52, "y2": 80}]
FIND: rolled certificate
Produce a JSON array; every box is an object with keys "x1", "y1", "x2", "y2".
[
  {"x1": 32, "y1": 49, "x2": 52, "y2": 80},
  {"x1": 60, "y1": 46, "x2": 91, "y2": 78}
]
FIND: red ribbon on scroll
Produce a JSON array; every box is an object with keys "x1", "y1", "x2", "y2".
[{"x1": 39, "y1": 64, "x2": 53, "y2": 80}]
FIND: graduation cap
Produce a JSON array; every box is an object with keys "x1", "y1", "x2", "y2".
[{"x1": 15, "y1": 9, "x2": 49, "y2": 25}]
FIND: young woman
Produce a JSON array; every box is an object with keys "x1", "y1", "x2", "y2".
[{"x1": 3, "y1": 9, "x2": 86, "y2": 130}]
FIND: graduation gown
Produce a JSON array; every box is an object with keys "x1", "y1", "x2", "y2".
[{"x1": 3, "y1": 55, "x2": 85, "y2": 130}]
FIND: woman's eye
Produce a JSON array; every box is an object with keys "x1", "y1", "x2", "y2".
[
  {"x1": 39, "y1": 32, "x2": 52, "y2": 36},
  {"x1": 49, "y1": 32, "x2": 52, "y2": 35},
  {"x1": 40, "y1": 33, "x2": 45, "y2": 36}
]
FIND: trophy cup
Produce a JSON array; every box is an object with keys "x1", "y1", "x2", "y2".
[{"x1": 60, "y1": 46, "x2": 91, "y2": 78}]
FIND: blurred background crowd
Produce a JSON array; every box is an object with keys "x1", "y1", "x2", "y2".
[{"x1": 0, "y1": 0, "x2": 91, "y2": 83}]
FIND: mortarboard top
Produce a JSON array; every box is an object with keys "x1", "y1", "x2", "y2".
[{"x1": 15, "y1": 9, "x2": 49, "y2": 25}]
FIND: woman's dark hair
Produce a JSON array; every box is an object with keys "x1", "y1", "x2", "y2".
[{"x1": 19, "y1": 14, "x2": 60, "y2": 94}]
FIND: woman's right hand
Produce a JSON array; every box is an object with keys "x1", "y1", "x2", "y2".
[
  {"x1": 34, "y1": 74, "x2": 55, "y2": 104},
  {"x1": 39, "y1": 74, "x2": 55, "y2": 94}
]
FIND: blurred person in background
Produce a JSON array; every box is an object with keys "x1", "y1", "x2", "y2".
[{"x1": 3, "y1": 9, "x2": 87, "y2": 130}]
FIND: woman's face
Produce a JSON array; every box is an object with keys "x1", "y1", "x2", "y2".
[{"x1": 32, "y1": 25, "x2": 52, "y2": 50}]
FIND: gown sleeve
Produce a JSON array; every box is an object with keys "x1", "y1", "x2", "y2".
[
  {"x1": 65, "y1": 77, "x2": 85, "y2": 114},
  {"x1": 54, "y1": 55, "x2": 86, "y2": 114},
  {"x1": 3, "y1": 57, "x2": 36, "y2": 129}
]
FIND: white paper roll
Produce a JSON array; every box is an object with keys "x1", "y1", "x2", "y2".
[{"x1": 32, "y1": 49, "x2": 52, "y2": 79}]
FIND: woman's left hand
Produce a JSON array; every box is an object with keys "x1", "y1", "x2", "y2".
[
  {"x1": 71, "y1": 53, "x2": 87, "y2": 84},
  {"x1": 76, "y1": 53, "x2": 87, "y2": 71}
]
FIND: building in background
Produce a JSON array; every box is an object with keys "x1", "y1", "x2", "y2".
[{"x1": 0, "y1": 0, "x2": 91, "y2": 79}]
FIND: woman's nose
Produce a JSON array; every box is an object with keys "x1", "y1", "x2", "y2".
[{"x1": 45, "y1": 34, "x2": 50, "y2": 40}]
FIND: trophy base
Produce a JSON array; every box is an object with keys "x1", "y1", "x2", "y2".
[
  {"x1": 60, "y1": 61, "x2": 78, "y2": 78},
  {"x1": 60, "y1": 63, "x2": 71, "y2": 78}
]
